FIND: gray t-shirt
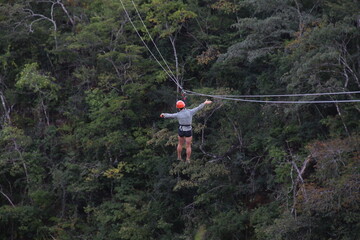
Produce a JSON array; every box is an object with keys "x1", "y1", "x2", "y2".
[{"x1": 163, "y1": 103, "x2": 205, "y2": 131}]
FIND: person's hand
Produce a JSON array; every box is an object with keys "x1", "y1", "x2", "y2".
[
  {"x1": 160, "y1": 114, "x2": 164, "y2": 118},
  {"x1": 204, "y1": 99, "x2": 212, "y2": 104}
]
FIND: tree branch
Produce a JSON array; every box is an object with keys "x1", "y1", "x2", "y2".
[
  {"x1": 200, "y1": 103, "x2": 224, "y2": 159},
  {"x1": 0, "y1": 90, "x2": 12, "y2": 125},
  {"x1": 293, "y1": 0, "x2": 304, "y2": 36},
  {"x1": 56, "y1": 0, "x2": 75, "y2": 26},
  {"x1": 0, "y1": 186, "x2": 15, "y2": 207}
]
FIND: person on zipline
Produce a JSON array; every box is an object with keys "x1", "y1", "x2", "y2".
[{"x1": 160, "y1": 99, "x2": 212, "y2": 163}]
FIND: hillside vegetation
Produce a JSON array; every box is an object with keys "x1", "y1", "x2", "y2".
[{"x1": 0, "y1": 0, "x2": 359, "y2": 239}]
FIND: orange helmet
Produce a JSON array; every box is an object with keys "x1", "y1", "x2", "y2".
[{"x1": 176, "y1": 100, "x2": 185, "y2": 109}]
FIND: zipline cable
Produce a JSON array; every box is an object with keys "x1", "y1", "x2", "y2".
[
  {"x1": 185, "y1": 90, "x2": 360, "y2": 104},
  {"x1": 184, "y1": 90, "x2": 360, "y2": 98},
  {"x1": 130, "y1": 0, "x2": 178, "y2": 82},
  {"x1": 122, "y1": 0, "x2": 360, "y2": 104},
  {"x1": 119, "y1": 0, "x2": 183, "y2": 91}
]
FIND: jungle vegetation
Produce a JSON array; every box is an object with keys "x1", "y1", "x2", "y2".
[{"x1": 0, "y1": 0, "x2": 359, "y2": 239}]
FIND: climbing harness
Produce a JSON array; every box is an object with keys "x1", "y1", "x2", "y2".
[{"x1": 181, "y1": 90, "x2": 187, "y2": 101}]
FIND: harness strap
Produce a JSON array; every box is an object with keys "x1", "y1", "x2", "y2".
[{"x1": 179, "y1": 124, "x2": 191, "y2": 131}]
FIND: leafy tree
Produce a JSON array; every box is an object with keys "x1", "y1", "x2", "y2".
[{"x1": 0, "y1": 0, "x2": 359, "y2": 239}]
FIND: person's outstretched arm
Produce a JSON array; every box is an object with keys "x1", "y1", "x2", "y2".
[
  {"x1": 160, "y1": 112, "x2": 179, "y2": 118},
  {"x1": 189, "y1": 99, "x2": 212, "y2": 115}
]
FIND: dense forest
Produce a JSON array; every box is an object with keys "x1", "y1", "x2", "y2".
[{"x1": 0, "y1": 0, "x2": 359, "y2": 239}]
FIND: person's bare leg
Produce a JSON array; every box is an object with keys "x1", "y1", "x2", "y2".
[
  {"x1": 177, "y1": 136, "x2": 185, "y2": 161},
  {"x1": 185, "y1": 136, "x2": 193, "y2": 163}
]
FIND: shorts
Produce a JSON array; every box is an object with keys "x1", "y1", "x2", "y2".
[{"x1": 178, "y1": 128, "x2": 192, "y2": 137}]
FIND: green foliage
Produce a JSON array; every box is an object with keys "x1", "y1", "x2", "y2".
[
  {"x1": 142, "y1": 0, "x2": 197, "y2": 38},
  {"x1": 250, "y1": 202, "x2": 280, "y2": 239},
  {"x1": 0, "y1": 0, "x2": 359, "y2": 239},
  {"x1": 0, "y1": 125, "x2": 32, "y2": 183},
  {"x1": 16, "y1": 63, "x2": 59, "y2": 96},
  {"x1": 207, "y1": 209, "x2": 248, "y2": 239},
  {"x1": 0, "y1": 205, "x2": 44, "y2": 239}
]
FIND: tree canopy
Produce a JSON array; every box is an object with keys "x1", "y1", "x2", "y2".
[{"x1": 0, "y1": 0, "x2": 359, "y2": 239}]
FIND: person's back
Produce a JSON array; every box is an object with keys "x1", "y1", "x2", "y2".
[{"x1": 160, "y1": 100, "x2": 212, "y2": 162}]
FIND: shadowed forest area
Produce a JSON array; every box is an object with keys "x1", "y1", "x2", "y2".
[{"x1": 0, "y1": 0, "x2": 359, "y2": 239}]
